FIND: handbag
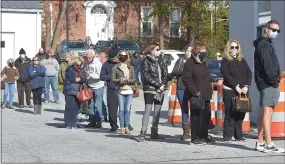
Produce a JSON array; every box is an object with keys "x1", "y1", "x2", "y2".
[
  {"x1": 231, "y1": 94, "x2": 252, "y2": 112},
  {"x1": 77, "y1": 84, "x2": 93, "y2": 103},
  {"x1": 189, "y1": 95, "x2": 204, "y2": 110},
  {"x1": 1, "y1": 81, "x2": 5, "y2": 89},
  {"x1": 133, "y1": 83, "x2": 139, "y2": 98}
]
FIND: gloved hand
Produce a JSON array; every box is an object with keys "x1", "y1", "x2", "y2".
[
  {"x1": 242, "y1": 87, "x2": 248, "y2": 94},
  {"x1": 235, "y1": 85, "x2": 242, "y2": 94}
]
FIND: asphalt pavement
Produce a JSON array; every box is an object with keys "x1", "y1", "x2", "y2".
[{"x1": 1, "y1": 91, "x2": 285, "y2": 163}]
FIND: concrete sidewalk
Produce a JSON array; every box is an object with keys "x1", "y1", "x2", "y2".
[{"x1": 1, "y1": 91, "x2": 284, "y2": 163}]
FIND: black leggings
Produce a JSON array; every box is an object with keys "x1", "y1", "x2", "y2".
[{"x1": 32, "y1": 87, "x2": 43, "y2": 106}]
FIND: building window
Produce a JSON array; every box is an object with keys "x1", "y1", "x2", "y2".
[
  {"x1": 141, "y1": 7, "x2": 153, "y2": 37},
  {"x1": 169, "y1": 7, "x2": 181, "y2": 38},
  {"x1": 75, "y1": 14, "x2": 79, "y2": 23},
  {"x1": 258, "y1": 0, "x2": 271, "y2": 14},
  {"x1": 91, "y1": 5, "x2": 107, "y2": 14}
]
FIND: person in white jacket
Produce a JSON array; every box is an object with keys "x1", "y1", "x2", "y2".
[{"x1": 85, "y1": 49, "x2": 105, "y2": 128}]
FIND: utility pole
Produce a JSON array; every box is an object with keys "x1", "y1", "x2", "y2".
[
  {"x1": 214, "y1": 0, "x2": 217, "y2": 51},
  {"x1": 66, "y1": 0, "x2": 70, "y2": 52}
]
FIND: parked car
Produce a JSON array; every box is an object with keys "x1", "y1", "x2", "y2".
[
  {"x1": 161, "y1": 50, "x2": 185, "y2": 74},
  {"x1": 94, "y1": 40, "x2": 112, "y2": 53},
  {"x1": 57, "y1": 40, "x2": 89, "y2": 58},
  {"x1": 205, "y1": 59, "x2": 222, "y2": 83},
  {"x1": 102, "y1": 40, "x2": 141, "y2": 55}
]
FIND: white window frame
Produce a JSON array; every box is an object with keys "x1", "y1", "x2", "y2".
[
  {"x1": 140, "y1": 6, "x2": 153, "y2": 37},
  {"x1": 169, "y1": 7, "x2": 181, "y2": 38}
]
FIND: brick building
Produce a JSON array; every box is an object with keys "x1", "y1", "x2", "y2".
[{"x1": 42, "y1": 0, "x2": 183, "y2": 48}]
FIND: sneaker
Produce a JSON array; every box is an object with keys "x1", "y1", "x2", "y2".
[
  {"x1": 28, "y1": 105, "x2": 33, "y2": 108},
  {"x1": 110, "y1": 127, "x2": 118, "y2": 132},
  {"x1": 120, "y1": 128, "x2": 126, "y2": 135},
  {"x1": 18, "y1": 105, "x2": 24, "y2": 108},
  {"x1": 6, "y1": 105, "x2": 15, "y2": 109},
  {"x1": 44, "y1": 101, "x2": 50, "y2": 103},
  {"x1": 204, "y1": 137, "x2": 216, "y2": 144},
  {"x1": 55, "y1": 101, "x2": 60, "y2": 104},
  {"x1": 255, "y1": 142, "x2": 268, "y2": 152},
  {"x1": 266, "y1": 144, "x2": 285, "y2": 153},
  {"x1": 234, "y1": 137, "x2": 247, "y2": 142},
  {"x1": 192, "y1": 139, "x2": 206, "y2": 145}
]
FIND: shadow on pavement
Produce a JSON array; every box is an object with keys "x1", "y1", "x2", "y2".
[
  {"x1": 14, "y1": 108, "x2": 34, "y2": 114},
  {"x1": 53, "y1": 117, "x2": 65, "y2": 122},
  {"x1": 105, "y1": 134, "x2": 138, "y2": 141},
  {"x1": 84, "y1": 127, "x2": 113, "y2": 133},
  {"x1": 44, "y1": 109, "x2": 64, "y2": 114},
  {"x1": 135, "y1": 110, "x2": 169, "y2": 120},
  {"x1": 45, "y1": 122, "x2": 66, "y2": 128}
]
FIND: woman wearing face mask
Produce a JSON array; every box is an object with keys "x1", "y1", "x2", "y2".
[
  {"x1": 138, "y1": 43, "x2": 168, "y2": 142},
  {"x1": 1, "y1": 59, "x2": 20, "y2": 109},
  {"x1": 182, "y1": 43, "x2": 214, "y2": 145},
  {"x1": 63, "y1": 56, "x2": 86, "y2": 129},
  {"x1": 220, "y1": 40, "x2": 252, "y2": 142},
  {"x1": 28, "y1": 57, "x2": 46, "y2": 115},
  {"x1": 111, "y1": 50, "x2": 136, "y2": 134},
  {"x1": 170, "y1": 44, "x2": 192, "y2": 141}
]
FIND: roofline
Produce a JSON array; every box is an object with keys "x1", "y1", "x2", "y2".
[{"x1": 1, "y1": 8, "x2": 43, "y2": 13}]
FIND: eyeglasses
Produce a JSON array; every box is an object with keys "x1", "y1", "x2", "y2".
[
  {"x1": 269, "y1": 27, "x2": 280, "y2": 33},
  {"x1": 230, "y1": 46, "x2": 239, "y2": 50}
]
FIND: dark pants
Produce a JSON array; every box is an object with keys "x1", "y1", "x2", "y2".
[
  {"x1": 32, "y1": 87, "x2": 43, "y2": 106},
  {"x1": 64, "y1": 95, "x2": 80, "y2": 127},
  {"x1": 223, "y1": 90, "x2": 246, "y2": 140},
  {"x1": 190, "y1": 100, "x2": 211, "y2": 141},
  {"x1": 107, "y1": 89, "x2": 119, "y2": 129},
  {"x1": 17, "y1": 81, "x2": 31, "y2": 106}
]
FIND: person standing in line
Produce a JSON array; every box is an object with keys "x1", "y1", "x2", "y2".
[
  {"x1": 253, "y1": 20, "x2": 284, "y2": 153},
  {"x1": 182, "y1": 43, "x2": 215, "y2": 145},
  {"x1": 112, "y1": 50, "x2": 136, "y2": 134},
  {"x1": 100, "y1": 49, "x2": 120, "y2": 132},
  {"x1": 138, "y1": 43, "x2": 168, "y2": 142},
  {"x1": 41, "y1": 49, "x2": 60, "y2": 103},
  {"x1": 1, "y1": 59, "x2": 19, "y2": 109},
  {"x1": 220, "y1": 40, "x2": 252, "y2": 142},
  {"x1": 85, "y1": 49, "x2": 105, "y2": 128},
  {"x1": 35, "y1": 48, "x2": 48, "y2": 61},
  {"x1": 170, "y1": 44, "x2": 192, "y2": 141},
  {"x1": 63, "y1": 56, "x2": 86, "y2": 129},
  {"x1": 28, "y1": 57, "x2": 46, "y2": 115},
  {"x1": 14, "y1": 48, "x2": 32, "y2": 108}
]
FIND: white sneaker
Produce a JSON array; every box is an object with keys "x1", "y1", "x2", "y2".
[
  {"x1": 255, "y1": 142, "x2": 270, "y2": 153},
  {"x1": 266, "y1": 143, "x2": 285, "y2": 153}
]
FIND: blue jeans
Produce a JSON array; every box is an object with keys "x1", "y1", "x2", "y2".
[
  {"x1": 44, "y1": 76, "x2": 59, "y2": 102},
  {"x1": 117, "y1": 92, "x2": 133, "y2": 128},
  {"x1": 102, "y1": 85, "x2": 108, "y2": 120},
  {"x1": 177, "y1": 89, "x2": 189, "y2": 125},
  {"x1": 3, "y1": 83, "x2": 15, "y2": 106},
  {"x1": 88, "y1": 87, "x2": 104, "y2": 122}
]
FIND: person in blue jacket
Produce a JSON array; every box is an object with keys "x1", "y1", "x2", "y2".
[
  {"x1": 28, "y1": 57, "x2": 46, "y2": 115},
  {"x1": 63, "y1": 56, "x2": 86, "y2": 129}
]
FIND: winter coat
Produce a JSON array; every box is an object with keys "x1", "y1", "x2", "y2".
[
  {"x1": 28, "y1": 65, "x2": 46, "y2": 89},
  {"x1": 14, "y1": 57, "x2": 32, "y2": 82},
  {"x1": 111, "y1": 62, "x2": 136, "y2": 91}
]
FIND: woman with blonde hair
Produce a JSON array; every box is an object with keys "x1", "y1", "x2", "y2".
[
  {"x1": 112, "y1": 50, "x2": 136, "y2": 134},
  {"x1": 220, "y1": 40, "x2": 252, "y2": 142},
  {"x1": 63, "y1": 56, "x2": 86, "y2": 129}
]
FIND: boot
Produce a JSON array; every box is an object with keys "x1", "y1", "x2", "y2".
[
  {"x1": 181, "y1": 124, "x2": 191, "y2": 140},
  {"x1": 33, "y1": 105, "x2": 38, "y2": 115},
  {"x1": 38, "y1": 105, "x2": 42, "y2": 114},
  {"x1": 94, "y1": 122, "x2": 102, "y2": 128},
  {"x1": 138, "y1": 131, "x2": 146, "y2": 142},
  {"x1": 150, "y1": 127, "x2": 162, "y2": 139}
]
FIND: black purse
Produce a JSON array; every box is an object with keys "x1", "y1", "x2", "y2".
[{"x1": 190, "y1": 95, "x2": 204, "y2": 110}]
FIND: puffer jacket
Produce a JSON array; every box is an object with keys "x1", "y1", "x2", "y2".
[
  {"x1": 111, "y1": 62, "x2": 136, "y2": 91},
  {"x1": 63, "y1": 66, "x2": 86, "y2": 96},
  {"x1": 141, "y1": 54, "x2": 168, "y2": 91}
]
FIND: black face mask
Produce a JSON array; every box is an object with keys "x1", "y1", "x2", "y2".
[{"x1": 8, "y1": 63, "x2": 14, "y2": 67}]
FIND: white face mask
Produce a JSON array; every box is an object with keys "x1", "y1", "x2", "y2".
[
  {"x1": 155, "y1": 51, "x2": 161, "y2": 57},
  {"x1": 230, "y1": 49, "x2": 238, "y2": 58},
  {"x1": 268, "y1": 30, "x2": 278, "y2": 39},
  {"x1": 185, "y1": 52, "x2": 191, "y2": 59},
  {"x1": 20, "y1": 54, "x2": 26, "y2": 59}
]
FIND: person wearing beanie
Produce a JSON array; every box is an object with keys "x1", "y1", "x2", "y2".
[
  {"x1": 14, "y1": 48, "x2": 33, "y2": 108},
  {"x1": 1, "y1": 59, "x2": 20, "y2": 109},
  {"x1": 35, "y1": 48, "x2": 48, "y2": 61},
  {"x1": 40, "y1": 49, "x2": 60, "y2": 103}
]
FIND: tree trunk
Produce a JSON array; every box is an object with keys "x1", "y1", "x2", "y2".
[
  {"x1": 51, "y1": 0, "x2": 68, "y2": 53},
  {"x1": 45, "y1": 1, "x2": 52, "y2": 50},
  {"x1": 158, "y1": 15, "x2": 164, "y2": 49}
]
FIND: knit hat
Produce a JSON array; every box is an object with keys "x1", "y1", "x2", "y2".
[
  {"x1": 7, "y1": 58, "x2": 14, "y2": 63},
  {"x1": 19, "y1": 48, "x2": 26, "y2": 55}
]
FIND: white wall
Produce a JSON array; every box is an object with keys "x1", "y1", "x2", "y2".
[
  {"x1": 229, "y1": 1, "x2": 260, "y2": 123},
  {"x1": 1, "y1": 11, "x2": 41, "y2": 60}
]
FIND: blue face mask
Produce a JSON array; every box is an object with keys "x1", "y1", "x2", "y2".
[
  {"x1": 199, "y1": 52, "x2": 207, "y2": 61},
  {"x1": 155, "y1": 51, "x2": 161, "y2": 57}
]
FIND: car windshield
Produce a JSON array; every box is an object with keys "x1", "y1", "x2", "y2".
[
  {"x1": 117, "y1": 41, "x2": 140, "y2": 49},
  {"x1": 68, "y1": 42, "x2": 88, "y2": 49},
  {"x1": 96, "y1": 41, "x2": 111, "y2": 47}
]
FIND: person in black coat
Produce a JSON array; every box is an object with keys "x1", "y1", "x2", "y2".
[
  {"x1": 63, "y1": 56, "x2": 86, "y2": 129},
  {"x1": 14, "y1": 48, "x2": 32, "y2": 108},
  {"x1": 182, "y1": 43, "x2": 214, "y2": 145},
  {"x1": 220, "y1": 40, "x2": 252, "y2": 142}
]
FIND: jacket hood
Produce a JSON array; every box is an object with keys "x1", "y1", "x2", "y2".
[{"x1": 253, "y1": 37, "x2": 271, "y2": 48}]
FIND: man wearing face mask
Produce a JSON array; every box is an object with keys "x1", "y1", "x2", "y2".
[
  {"x1": 170, "y1": 44, "x2": 192, "y2": 141},
  {"x1": 253, "y1": 20, "x2": 283, "y2": 153},
  {"x1": 14, "y1": 48, "x2": 32, "y2": 108}
]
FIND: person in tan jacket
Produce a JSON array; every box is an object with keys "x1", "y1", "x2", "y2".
[{"x1": 1, "y1": 58, "x2": 20, "y2": 109}]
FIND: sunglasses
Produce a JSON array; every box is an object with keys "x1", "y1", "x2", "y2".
[
  {"x1": 230, "y1": 46, "x2": 239, "y2": 50},
  {"x1": 269, "y1": 27, "x2": 280, "y2": 33},
  {"x1": 33, "y1": 59, "x2": 39, "y2": 61}
]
